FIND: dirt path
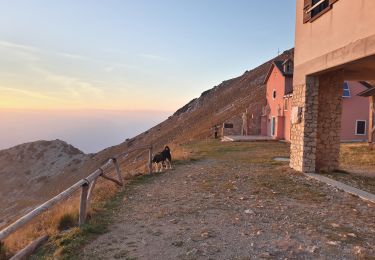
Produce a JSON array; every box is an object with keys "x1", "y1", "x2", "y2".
[{"x1": 82, "y1": 142, "x2": 375, "y2": 259}]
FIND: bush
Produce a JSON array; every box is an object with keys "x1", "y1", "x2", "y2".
[
  {"x1": 0, "y1": 242, "x2": 8, "y2": 260},
  {"x1": 57, "y1": 213, "x2": 77, "y2": 231}
]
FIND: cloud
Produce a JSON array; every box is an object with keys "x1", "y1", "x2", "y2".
[
  {"x1": 105, "y1": 66, "x2": 115, "y2": 72},
  {"x1": 0, "y1": 86, "x2": 59, "y2": 101},
  {"x1": 55, "y1": 52, "x2": 100, "y2": 63},
  {"x1": 44, "y1": 73, "x2": 103, "y2": 98},
  {"x1": 0, "y1": 40, "x2": 41, "y2": 61},
  {"x1": 139, "y1": 53, "x2": 166, "y2": 61},
  {"x1": 27, "y1": 65, "x2": 104, "y2": 99},
  {"x1": 56, "y1": 52, "x2": 88, "y2": 60},
  {"x1": 0, "y1": 39, "x2": 97, "y2": 63},
  {"x1": 0, "y1": 40, "x2": 39, "y2": 53}
]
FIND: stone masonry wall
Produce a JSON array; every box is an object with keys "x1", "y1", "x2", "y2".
[
  {"x1": 290, "y1": 74, "x2": 343, "y2": 173},
  {"x1": 222, "y1": 115, "x2": 242, "y2": 136},
  {"x1": 315, "y1": 73, "x2": 343, "y2": 171},
  {"x1": 290, "y1": 77, "x2": 319, "y2": 172}
]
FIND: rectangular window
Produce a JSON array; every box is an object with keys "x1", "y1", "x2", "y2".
[
  {"x1": 343, "y1": 82, "x2": 351, "y2": 98},
  {"x1": 311, "y1": 0, "x2": 329, "y2": 18},
  {"x1": 356, "y1": 120, "x2": 366, "y2": 135},
  {"x1": 303, "y1": 0, "x2": 339, "y2": 23}
]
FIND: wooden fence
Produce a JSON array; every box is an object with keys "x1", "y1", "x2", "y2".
[{"x1": 0, "y1": 144, "x2": 153, "y2": 257}]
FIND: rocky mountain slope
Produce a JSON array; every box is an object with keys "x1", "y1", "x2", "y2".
[
  {"x1": 0, "y1": 140, "x2": 95, "y2": 227},
  {"x1": 92, "y1": 49, "x2": 294, "y2": 164},
  {"x1": 0, "y1": 48, "x2": 293, "y2": 227}
]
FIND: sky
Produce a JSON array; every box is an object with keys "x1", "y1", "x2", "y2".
[{"x1": 0, "y1": 1, "x2": 296, "y2": 152}]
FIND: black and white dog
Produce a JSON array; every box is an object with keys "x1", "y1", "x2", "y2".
[{"x1": 152, "y1": 146, "x2": 172, "y2": 172}]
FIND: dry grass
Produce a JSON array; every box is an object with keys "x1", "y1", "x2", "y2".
[
  {"x1": 181, "y1": 139, "x2": 290, "y2": 163},
  {"x1": 314, "y1": 142, "x2": 375, "y2": 194},
  {"x1": 340, "y1": 143, "x2": 375, "y2": 172},
  {"x1": 0, "y1": 157, "x2": 138, "y2": 259}
]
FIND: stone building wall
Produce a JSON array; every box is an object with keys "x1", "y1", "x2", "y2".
[
  {"x1": 246, "y1": 103, "x2": 264, "y2": 135},
  {"x1": 315, "y1": 73, "x2": 343, "y2": 171},
  {"x1": 290, "y1": 78, "x2": 319, "y2": 172},
  {"x1": 222, "y1": 115, "x2": 242, "y2": 136},
  {"x1": 290, "y1": 74, "x2": 343, "y2": 173}
]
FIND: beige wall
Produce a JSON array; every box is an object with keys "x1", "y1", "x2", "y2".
[{"x1": 294, "y1": 0, "x2": 375, "y2": 84}]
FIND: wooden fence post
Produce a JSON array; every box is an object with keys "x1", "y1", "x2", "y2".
[
  {"x1": 148, "y1": 146, "x2": 153, "y2": 174},
  {"x1": 112, "y1": 158, "x2": 124, "y2": 190},
  {"x1": 9, "y1": 235, "x2": 49, "y2": 260},
  {"x1": 79, "y1": 182, "x2": 89, "y2": 226},
  {"x1": 86, "y1": 177, "x2": 97, "y2": 210}
]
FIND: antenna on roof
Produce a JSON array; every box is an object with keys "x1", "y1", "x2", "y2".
[{"x1": 277, "y1": 48, "x2": 280, "y2": 56}]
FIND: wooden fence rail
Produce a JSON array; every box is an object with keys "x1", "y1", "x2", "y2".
[{"x1": 0, "y1": 145, "x2": 153, "y2": 255}]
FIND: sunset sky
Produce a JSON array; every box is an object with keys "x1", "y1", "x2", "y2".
[{"x1": 0, "y1": 1, "x2": 296, "y2": 152}]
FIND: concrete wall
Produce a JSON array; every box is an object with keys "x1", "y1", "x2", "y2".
[
  {"x1": 341, "y1": 81, "x2": 370, "y2": 141},
  {"x1": 294, "y1": 0, "x2": 375, "y2": 84}
]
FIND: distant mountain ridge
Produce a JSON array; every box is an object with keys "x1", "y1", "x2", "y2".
[{"x1": 0, "y1": 140, "x2": 94, "y2": 227}]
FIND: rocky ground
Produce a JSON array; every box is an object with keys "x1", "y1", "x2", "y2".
[{"x1": 81, "y1": 141, "x2": 375, "y2": 259}]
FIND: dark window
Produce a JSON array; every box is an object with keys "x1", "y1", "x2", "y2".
[
  {"x1": 273, "y1": 90, "x2": 276, "y2": 99},
  {"x1": 356, "y1": 121, "x2": 366, "y2": 135},
  {"x1": 304, "y1": 0, "x2": 339, "y2": 23},
  {"x1": 343, "y1": 82, "x2": 351, "y2": 98},
  {"x1": 224, "y1": 123, "x2": 233, "y2": 129},
  {"x1": 311, "y1": 0, "x2": 329, "y2": 18}
]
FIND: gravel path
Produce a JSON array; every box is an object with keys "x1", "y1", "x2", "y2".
[{"x1": 82, "y1": 144, "x2": 375, "y2": 259}]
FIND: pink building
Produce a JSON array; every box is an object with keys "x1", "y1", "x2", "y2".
[
  {"x1": 261, "y1": 59, "x2": 293, "y2": 141},
  {"x1": 261, "y1": 59, "x2": 370, "y2": 142}
]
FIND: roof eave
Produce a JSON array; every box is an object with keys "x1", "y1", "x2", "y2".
[
  {"x1": 263, "y1": 63, "x2": 276, "y2": 85},
  {"x1": 357, "y1": 87, "x2": 375, "y2": 97}
]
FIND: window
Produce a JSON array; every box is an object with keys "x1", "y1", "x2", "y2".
[
  {"x1": 343, "y1": 82, "x2": 351, "y2": 98},
  {"x1": 303, "y1": 0, "x2": 339, "y2": 23},
  {"x1": 311, "y1": 0, "x2": 329, "y2": 18},
  {"x1": 356, "y1": 120, "x2": 366, "y2": 135},
  {"x1": 272, "y1": 90, "x2": 276, "y2": 100}
]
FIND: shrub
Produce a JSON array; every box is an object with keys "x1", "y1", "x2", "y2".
[
  {"x1": 0, "y1": 242, "x2": 8, "y2": 260},
  {"x1": 57, "y1": 213, "x2": 77, "y2": 231}
]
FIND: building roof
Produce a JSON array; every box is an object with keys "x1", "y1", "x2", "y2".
[
  {"x1": 263, "y1": 59, "x2": 293, "y2": 85},
  {"x1": 284, "y1": 88, "x2": 294, "y2": 95},
  {"x1": 357, "y1": 81, "x2": 375, "y2": 97},
  {"x1": 358, "y1": 87, "x2": 375, "y2": 97}
]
